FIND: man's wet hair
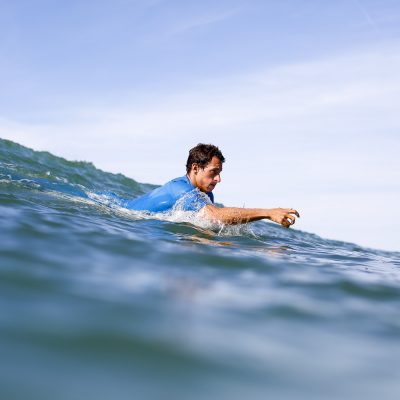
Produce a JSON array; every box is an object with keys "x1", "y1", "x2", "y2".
[{"x1": 186, "y1": 143, "x2": 225, "y2": 174}]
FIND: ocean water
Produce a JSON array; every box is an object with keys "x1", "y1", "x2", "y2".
[{"x1": 1, "y1": 138, "x2": 399, "y2": 400}]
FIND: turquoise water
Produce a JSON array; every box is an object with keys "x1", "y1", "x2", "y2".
[{"x1": 1, "y1": 138, "x2": 400, "y2": 400}]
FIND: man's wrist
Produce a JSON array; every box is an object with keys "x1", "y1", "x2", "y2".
[{"x1": 262, "y1": 209, "x2": 273, "y2": 220}]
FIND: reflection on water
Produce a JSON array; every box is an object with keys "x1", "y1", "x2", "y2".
[{"x1": 184, "y1": 234, "x2": 234, "y2": 247}]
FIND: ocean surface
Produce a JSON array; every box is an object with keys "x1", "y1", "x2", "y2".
[{"x1": 1, "y1": 138, "x2": 400, "y2": 400}]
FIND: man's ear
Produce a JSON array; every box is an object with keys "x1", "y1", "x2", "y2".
[{"x1": 191, "y1": 163, "x2": 199, "y2": 174}]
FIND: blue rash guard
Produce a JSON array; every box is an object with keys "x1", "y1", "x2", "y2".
[{"x1": 125, "y1": 175, "x2": 214, "y2": 212}]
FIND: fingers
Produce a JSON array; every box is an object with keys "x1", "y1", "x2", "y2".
[
  {"x1": 282, "y1": 211, "x2": 298, "y2": 228},
  {"x1": 286, "y1": 208, "x2": 300, "y2": 218},
  {"x1": 282, "y1": 216, "x2": 295, "y2": 227},
  {"x1": 273, "y1": 208, "x2": 300, "y2": 228},
  {"x1": 285, "y1": 215, "x2": 295, "y2": 225}
]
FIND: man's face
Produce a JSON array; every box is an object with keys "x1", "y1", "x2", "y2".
[{"x1": 192, "y1": 156, "x2": 223, "y2": 192}]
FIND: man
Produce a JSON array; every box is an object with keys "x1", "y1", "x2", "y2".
[{"x1": 126, "y1": 143, "x2": 299, "y2": 227}]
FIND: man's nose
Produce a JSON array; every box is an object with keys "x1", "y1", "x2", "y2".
[{"x1": 215, "y1": 174, "x2": 221, "y2": 183}]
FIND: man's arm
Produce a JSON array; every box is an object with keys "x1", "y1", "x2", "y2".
[{"x1": 199, "y1": 205, "x2": 300, "y2": 228}]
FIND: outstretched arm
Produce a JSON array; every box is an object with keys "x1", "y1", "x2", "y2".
[{"x1": 199, "y1": 205, "x2": 300, "y2": 228}]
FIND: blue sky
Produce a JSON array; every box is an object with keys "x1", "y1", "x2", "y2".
[{"x1": 1, "y1": 0, "x2": 400, "y2": 251}]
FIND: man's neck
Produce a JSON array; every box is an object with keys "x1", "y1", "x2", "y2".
[{"x1": 186, "y1": 172, "x2": 197, "y2": 189}]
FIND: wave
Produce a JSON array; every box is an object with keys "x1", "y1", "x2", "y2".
[
  {"x1": 2, "y1": 137, "x2": 399, "y2": 254},
  {"x1": 1, "y1": 137, "x2": 400, "y2": 400}
]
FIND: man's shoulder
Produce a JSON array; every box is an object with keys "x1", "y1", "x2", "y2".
[
  {"x1": 167, "y1": 176, "x2": 193, "y2": 192},
  {"x1": 169, "y1": 175, "x2": 190, "y2": 184},
  {"x1": 168, "y1": 176, "x2": 214, "y2": 204},
  {"x1": 162, "y1": 177, "x2": 194, "y2": 201}
]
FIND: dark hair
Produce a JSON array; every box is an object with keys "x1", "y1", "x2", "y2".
[{"x1": 186, "y1": 143, "x2": 225, "y2": 174}]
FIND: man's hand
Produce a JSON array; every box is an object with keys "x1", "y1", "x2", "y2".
[{"x1": 266, "y1": 208, "x2": 300, "y2": 228}]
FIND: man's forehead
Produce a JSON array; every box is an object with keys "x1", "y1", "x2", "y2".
[{"x1": 207, "y1": 157, "x2": 223, "y2": 169}]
